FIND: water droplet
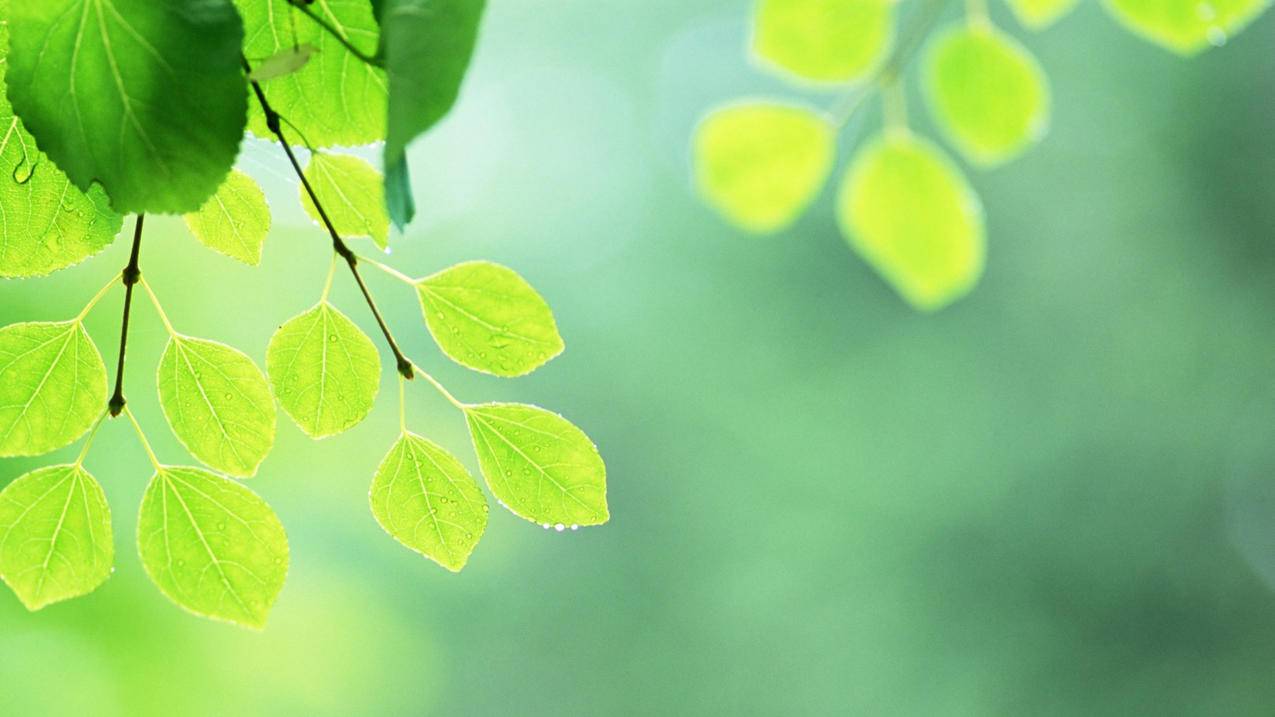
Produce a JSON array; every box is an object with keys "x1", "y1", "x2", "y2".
[
  {"x1": 554, "y1": 523, "x2": 565, "y2": 532},
  {"x1": 1206, "y1": 26, "x2": 1227, "y2": 46},
  {"x1": 542, "y1": 523, "x2": 550, "y2": 529},
  {"x1": 570, "y1": 524, "x2": 579, "y2": 531}
]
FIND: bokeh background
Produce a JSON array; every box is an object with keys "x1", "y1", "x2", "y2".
[{"x1": 4, "y1": 1, "x2": 1275, "y2": 714}]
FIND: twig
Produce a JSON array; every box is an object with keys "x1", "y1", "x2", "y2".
[
  {"x1": 285, "y1": 0, "x2": 382, "y2": 67},
  {"x1": 108, "y1": 215, "x2": 145, "y2": 417}
]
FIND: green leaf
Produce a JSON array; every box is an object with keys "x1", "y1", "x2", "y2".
[
  {"x1": 752, "y1": 0, "x2": 894, "y2": 82},
  {"x1": 370, "y1": 433, "x2": 488, "y2": 571},
  {"x1": 0, "y1": 464, "x2": 112, "y2": 610},
  {"x1": 300, "y1": 153, "x2": 389, "y2": 249},
  {"x1": 694, "y1": 102, "x2": 835, "y2": 234},
  {"x1": 236, "y1": 0, "x2": 386, "y2": 146},
  {"x1": 266, "y1": 302, "x2": 381, "y2": 439},
  {"x1": 837, "y1": 131, "x2": 985, "y2": 311},
  {"x1": 157, "y1": 336, "x2": 276, "y2": 478},
  {"x1": 1006, "y1": 0, "x2": 1081, "y2": 28},
  {"x1": 924, "y1": 24, "x2": 1050, "y2": 166},
  {"x1": 377, "y1": 0, "x2": 486, "y2": 228},
  {"x1": 384, "y1": 154, "x2": 416, "y2": 231},
  {"x1": 465, "y1": 403, "x2": 608, "y2": 528},
  {"x1": 182, "y1": 170, "x2": 271, "y2": 266},
  {"x1": 1104, "y1": 0, "x2": 1272, "y2": 54},
  {"x1": 246, "y1": 43, "x2": 318, "y2": 82},
  {"x1": 137, "y1": 466, "x2": 288, "y2": 629},
  {"x1": 416, "y1": 261, "x2": 564, "y2": 377},
  {"x1": 0, "y1": 321, "x2": 107, "y2": 457},
  {"x1": 6, "y1": 0, "x2": 249, "y2": 213}
]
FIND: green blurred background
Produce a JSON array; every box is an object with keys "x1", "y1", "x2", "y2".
[{"x1": 4, "y1": 1, "x2": 1275, "y2": 714}]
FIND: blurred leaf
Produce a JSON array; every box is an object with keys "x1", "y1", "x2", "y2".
[
  {"x1": 183, "y1": 169, "x2": 271, "y2": 266},
  {"x1": 0, "y1": 465, "x2": 112, "y2": 610},
  {"x1": 837, "y1": 131, "x2": 985, "y2": 310},
  {"x1": 694, "y1": 102, "x2": 834, "y2": 233},
  {"x1": 752, "y1": 0, "x2": 894, "y2": 82},
  {"x1": 137, "y1": 466, "x2": 288, "y2": 629},
  {"x1": 267, "y1": 302, "x2": 381, "y2": 439},
  {"x1": 1104, "y1": 0, "x2": 1272, "y2": 54},
  {"x1": 0, "y1": 321, "x2": 107, "y2": 457},
  {"x1": 157, "y1": 336, "x2": 276, "y2": 478},
  {"x1": 300, "y1": 153, "x2": 389, "y2": 249},
  {"x1": 924, "y1": 23, "x2": 1050, "y2": 166},
  {"x1": 370, "y1": 433, "x2": 488, "y2": 571},
  {"x1": 465, "y1": 403, "x2": 608, "y2": 527},
  {"x1": 384, "y1": 154, "x2": 416, "y2": 231},
  {"x1": 246, "y1": 43, "x2": 318, "y2": 82},
  {"x1": 1006, "y1": 0, "x2": 1081, "y2": 28}
]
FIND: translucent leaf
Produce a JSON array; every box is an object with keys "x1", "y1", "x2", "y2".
[
  {"x1": 370, "y1": 433, "x2": 488, "y2": 571},
  {"x1": 694, "y1": 102, "x2": 834, "y2": 233},
  {"x1": 299, "y1": 154, "x2": 389, "y2": 249},
  {"x1": 236, "y1": 0, "x2": 386, "y2": 146},
  {"x1": 924, "y1": 24, "x2": 1050, "y2": 166},
  {"x1": 465, "y1": 403, "x2": 608, "y2": 527},
  {"x1": 0, "y1": 465, "x2": 112, "y2": 610},
  {"x1": 836, "y1": 131, "x2": 985, "y2": 311},
  {"x1": 266, "y1": 302, "x2": 381, "y2": 439},
  {"x1": 183, "y1": 170, "x2": 271, "y2": 266},
  {"x1": 6, "y1": 0, "x2": 248, "y2": 213},
  {"x1": 752, "y1": 0, "x2": 894, "y2": 82},
  {"x1": 137, "y1": 466, "x2": 288, "y2": 629},
  {"x1": 1007, "y1": 0, "x2": 1081, "y2": 28},
  {"x1": 1104, "y1": 0, "x2": 1272, "y2": 54},
  {"x1": 157, "y1": 336, "x2": 277, "y2": 478},
  {"x1": 246, "y1": 44, "x2": 318, "y2": 82},
  {"x1": 0, "y1": 321, "x2": 107, "y2": 457},
  {"x1": 417, "y1": 261, "x2": 564, "y2": 377}
]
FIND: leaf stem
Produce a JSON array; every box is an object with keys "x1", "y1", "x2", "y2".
[
  {"x1": 356, "y1": 253, "x2": 417, "y2": 286},
  {"x1": 320, "y1": 254, "x2": 337, "y2": 302},
  {"x1": 123, "y1": 406, "x2": 164, "y2": 472},
  {"x1": 242, "y1": 55, "x2": 415, "y2": 381},
  {"x1": 398, "y1": 373, "x2": 408, "y2": 433},
  {"x1": 284, "y1": 0, "x2": 381, "y2": 67},
  {"x1": 74, "y1": 410, "x2": 109, "y2": 468},
  {"x1": 409, "y1": 360, "x2": 467, "y2": 411},
  {"x1": 883, "y1": 81, "x2": 909, "y2": 133},
  {"x1": 108, "y1": 215, "x2": 145, "y2": 418},
  {"x1": 139, "y1": 277, "x2": 177, "y2": 337},
  {"x1": 76, "y1": 275, "x2": 119, "y2": 323}
]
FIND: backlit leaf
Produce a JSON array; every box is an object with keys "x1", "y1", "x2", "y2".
[
  {"x1": 924, "y1": 24, "x2": 1050, "y2": 166},
  {"x1": 752, "y1": 0, "x2": 894, "y2": 82},
  {"x1": 370, "y1": 433, "x2": 488, "y2": 571},
  {"x1": 0, "y1": 465, "x2": 112, "y2": 610},
  {"x1": 6, "y1": 0, "x2": 248, "y2": 213},
  {"x1": 1007, "y1": 0, "x2": 1081, "y2": 28},
  {"x1": 1104, "y1": 0, "x2": 1272, "y2": 54},
  {"x1": 183, "y1": 170, "x2": 271, "y2": 266},
  {"x1": 417, "y1": 261, "x2": 564, "y2": 377},
  {"x1": 137, "y1": 466, "x2": 288, "y2": 629},
  {"x1": 246, "y1": 43, "x2": 318, "y2": 82},
  {"x1": 157, "y1": 336, "x2": 276, "y2": 478},
  {"x1": 300, "y1": 153, "x2": 389, "y2": 249},
  {"x1": 465, "y1": 403, "x2": 608, "y2": 528},
  {"x1": 837, "y1": 131, "x2": 985, "y2": 311},
  {"x1": 0, "y1": 321, "x2": 107, "y2": 457},
  {"x1": 694, "y1": 102, "x2": 834, "y2": 233},
  {"x1": 266, "y1": 302, "x2": 381, "y2": 439}
]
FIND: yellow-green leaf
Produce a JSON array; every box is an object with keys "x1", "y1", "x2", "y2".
[
  {"x1": 836, "y1": 131, "x2": 985, "y2": 311},
  {"x1": 752, "y1": 0, "x2": 894, "y2": 82},
  {"x1": 1007, "y1": 0, "x2": 1081, "y2": 28},
  {"x1": 183, "y1": 170, "x2": 271, "y2": 266},
  {"x1": 924, "y1": 24, "x2": 1050, "y2": 166},
  {"x1": 0, "y1": 321, "x2": 107, "y2": 457},
  {"x1": 0, "y1": 465, "x2": 112, "y2": 610},
  {"x1": 1104, "y1": 0, "x2": 1273, "y2": 54},
  {"x1": 694, "y1": 102, "x2": 834, "y2": 233},
  {"x1": 465, "y1": 403, "x2": 608, "y2": 528},
  {"x1": 417, "y1": 261, "x2": 564, "y2": 377},
  {"x1": 370, "y1": 433, "x2": 488, "y2": 571},
  {"x1": 300, "y1": 153, "x2": 389, "y2": 249}
]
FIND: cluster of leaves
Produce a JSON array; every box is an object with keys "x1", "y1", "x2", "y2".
[
  {"x1": 694, "y1": 0, "x2": 1272, "y2": 310},
  {"x1": 0, "y1": 0, "x2": 608, "y2": 628}
]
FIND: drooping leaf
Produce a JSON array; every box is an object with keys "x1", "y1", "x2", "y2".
[
  {"x1": 266, "y1": 302, "x2": 381, "y2": 439},
  {"x1": 0, "y1": 464, "x2": 112, "y2": 610},
  {"x1": 137, "y1": 466, "x2": 288, "y2": 629},
  {"x1": 236, "y1": 0, "x2": 387, "y2": 146},
  {"x1": 465, "y1": 403, "x2": 608, "y2": 528},
  {"x1": 924, "y1": 24, "x2": 1050, "y2": 166},
  {"x1": 299, "y1": 153, "x2": 389, "y2": 249},
  {"x1": 370, "y1": 433, "x2": 487, "y2": 571},
  {"x1": 1104, "y1": 0, "x2": 1272, "y2": 54},
  {"x1": 384, "y1": 154, "x2": 416, "y2": 231},
  {"x1": 246, "y1": 43, "x2": 318, "y2": 82},
  {"x1": 416, "y1": 261, "x2": 564, "y2": 377},
  {"x1": 6, "y1": 0, "x2": 249, "y2": 213},
  {"x1": 376, "y1": 0, "x2": 486, "y2": 228},
  {"x1": 1007, "y1": 0, "x2": 1081, "y2": 28},
  {"x1": 157, "y1": 336, "x2": 276, "y2": 478},
  {"x1": 752, "y1": 0, "x2": 894, "y2": 82},
  {"x1": 694, "y1": 102, "x2": 834, "y2": 233},
  {"x1": 837, "y1": 131, "x2": 985, "y2": 311},
  {"x1": 183, "y1": 169, "x2": 271, "y2": 266},
  {"x1": 0, "y1": 321, "x2": 107, "y2": 457}
]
